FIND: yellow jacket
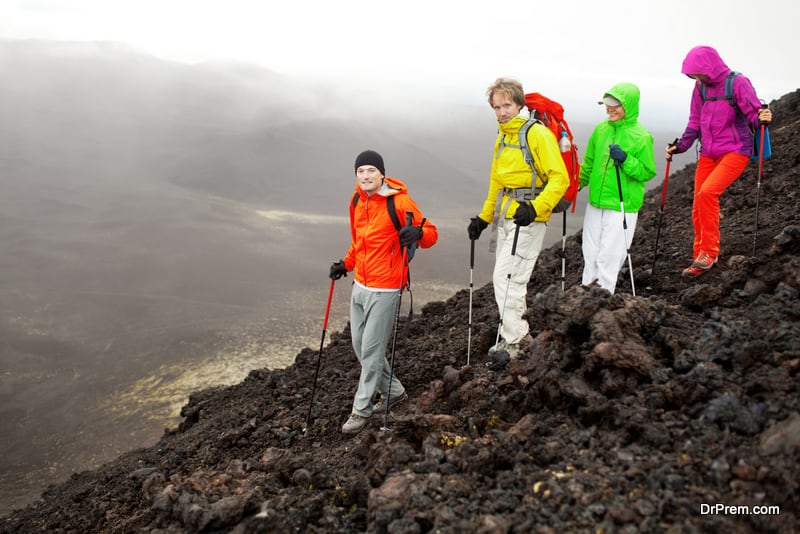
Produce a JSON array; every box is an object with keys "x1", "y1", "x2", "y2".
[{"x1": 478, "y1": 116, "x2": 569, "y2": 223}]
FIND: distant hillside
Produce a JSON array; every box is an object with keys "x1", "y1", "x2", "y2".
[
  {"x1": 0, "y1": 39, "x2": 679, "y2": 217},
  {"x1": 0, "y1": 39, "x2": 487, "y2": 218}
]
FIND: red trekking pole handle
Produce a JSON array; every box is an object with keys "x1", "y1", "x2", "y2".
[
  {"x1": 662, "y1": 138, "x2": 678, "y2": 207},
  {"x1": 321, "y1": 278, "x2": 335, "y2": 331},
  {"x1": 758, "y1": 104, "x2": 768, "y2": 178},
  {"x1": 661, "y1": 158, "x2": 672, "y2": 209}
]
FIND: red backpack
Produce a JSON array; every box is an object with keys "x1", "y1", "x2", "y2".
[{"x1": 519, "y1": 92, "x2": 581, "y2": 213}]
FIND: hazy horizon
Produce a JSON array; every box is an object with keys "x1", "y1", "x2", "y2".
[{"x1": 4, "y1": 1, "x2": 798, "y2": 127}]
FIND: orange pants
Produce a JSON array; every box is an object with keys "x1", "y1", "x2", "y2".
[{"x1": 692, "y1": 153, "x2": 750, "y2": 258}]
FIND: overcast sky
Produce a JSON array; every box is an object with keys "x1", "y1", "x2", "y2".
[{"x1": 2, "y1": 0, "x2": 798, "y2": 125}]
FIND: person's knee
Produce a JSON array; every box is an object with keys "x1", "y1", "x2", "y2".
[{"x1": 695, "y1": 187, "x2": 721, "y2": 207}]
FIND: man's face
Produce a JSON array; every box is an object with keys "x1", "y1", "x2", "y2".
[
  {"x1": 356, "y1": 165, "x2": 383, "y2": 195},
  {"x1": 606, "y1": 104, "x2": 626, "y2": 122},
  {"x1": 491, "y1": 93, "x2": 522, "y2": 124}
]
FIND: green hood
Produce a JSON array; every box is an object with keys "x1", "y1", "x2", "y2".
[
  {"x1": 604, "y1": 82, "x2": 640, "y2": 124},
  {"x1": 579, "y1": 80, "x2": 656, "y2": 213}
]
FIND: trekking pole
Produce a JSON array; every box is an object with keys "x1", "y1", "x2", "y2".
[
  {"x1": 303, "y1": 278, "x2": 336, "y2": 434},
  {"x1": 560, "y1": 211, "x2": 567, "y2": 291},
  {"x1": 381, "y1": 280, "x2": 405, "y2": 431},
  {"x1": 381, "y1": 212, "x2": 413, "y2": 431},
  {"x1": 614, "y1": 162, "x2": 636, "y2": 296},
  {"x1": 753, "y1": 103, "x2": 768, "y2": 256},
  {"x1": 494, "y1": 222, "x2": 521, "y2": 351},
  {"x1": 466, "y1": 237, "x2": 475, "y2": 366},
  {"x1": 651, "y1": 142, "x2": 676, "y2": 275}
]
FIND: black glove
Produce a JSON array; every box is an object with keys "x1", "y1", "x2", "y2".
[
  {"x1": 513, "y1": 200, "x2": 537, "y2": 226},
  {"x1": 609, "y1": 144, "x2": 627, "y2": 164},
  {"x1": 398, "y1": 225, "x2": 423, "y2": 248},
  {"x1": 467, "y1": 216, "x2": 489, "y2": 240},
  {"x1": 553, "y1": 197, "x2": 572, "y2": 214},
  {"x1": 329, "y1": 260, "x2": 347, "y2": 280}
]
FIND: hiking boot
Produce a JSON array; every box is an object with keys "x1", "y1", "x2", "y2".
[
  {"x1": 374, "y1": 391, "x2": 408, "y2": 413},
  {"x1": 488, "y1": 338, "x2": 508, "y2": 357},
  {"x1": 486, "y1": 350, "x2": 510, "y2": 370},
  {"x1": 341, "y1": 413, "x2": 368, "y2": 434},
  {"x1": 581, "y1": 279, "x2": 601, "y2": 289},
  {"x1": 682, "y1": 265, "x2": 707, "y2": 278},
  {"x1": 691, "y1": 253, "x2": 718, "y2": 270}
]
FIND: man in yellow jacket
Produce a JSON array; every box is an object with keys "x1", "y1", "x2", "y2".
[
  {"x1": 330, "y1": 150, "x2": 438, "y2": 434},
  {"x1": 467, "y1": 78, "x2": 569, "y2": 361}
]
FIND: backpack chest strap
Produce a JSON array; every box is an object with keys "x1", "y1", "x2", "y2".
[
  {"x1": 488, "y1": 187, "x2": 536, "y2": 253},
  {"x1": 496, "y1": 135, "x2": 521, "y2": 159}
]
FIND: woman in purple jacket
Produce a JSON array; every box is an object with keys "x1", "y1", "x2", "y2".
[{"x1": 666, "y1": 46, "x2": 772, "y2": 277}]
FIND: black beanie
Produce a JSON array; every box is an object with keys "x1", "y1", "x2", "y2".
[{"x1": 354, "y1": 150, "x2": 385, "y2": 176}]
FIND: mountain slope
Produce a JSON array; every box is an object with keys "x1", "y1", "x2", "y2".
[{"x1": 1, "y1": 83, "x2": 798, "y2": 533}]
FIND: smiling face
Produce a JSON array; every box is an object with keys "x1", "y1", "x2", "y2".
[
  {"x1": 605, "y1": 103, "x2": 626, "y2": 122},
  {"x1": 356, "y1": 165, "x2": 383, "y2": 196},
  {"x1": 491, "y1": 93, "x2": 523, "y2": 124}
]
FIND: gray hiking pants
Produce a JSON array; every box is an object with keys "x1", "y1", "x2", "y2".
[{"x1": 349, "y1": 283, "x2": 405, "y2": 417}]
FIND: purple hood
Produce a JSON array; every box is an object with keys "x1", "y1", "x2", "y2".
[
  {"x1": 681, "y1": 46, "x2": 731, "y2": 84},
  {"x1": 676, "y1": 46, "x2": 763, "y2": 159}
]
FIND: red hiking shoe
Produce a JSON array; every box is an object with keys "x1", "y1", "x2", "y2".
[
  {"x1": 691, "y1": 253, "x2": 718, "y2": 270},
  {"x1": 683, "y1": 253, "x2": 718, "y2": 278},
  {"x1": 681, "y1": 265, "x2": 707, "y2": 278}
]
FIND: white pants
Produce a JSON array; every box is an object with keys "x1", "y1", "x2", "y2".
[
  {"x1": 349, "y1": 284, "x2": 405, "y2": 417},
  {"x1": 581, "y1": 204, "x2": 638, "y2": 294},
  {"x1": 492, "y1": 219, "x2": 546, "y2": 345}
]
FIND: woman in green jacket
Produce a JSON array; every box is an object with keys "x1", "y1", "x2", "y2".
[{"x1": 580, "y1": 82, "x2": 656, "y2": 294}]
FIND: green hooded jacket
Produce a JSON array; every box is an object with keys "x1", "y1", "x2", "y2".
[{"x1": 579, "y1": 82, "x2": 656, "y2": 212}]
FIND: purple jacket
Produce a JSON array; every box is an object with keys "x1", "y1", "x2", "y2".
[{"x1": 676, "y1": 46, "x2": 763, "y2": 159}]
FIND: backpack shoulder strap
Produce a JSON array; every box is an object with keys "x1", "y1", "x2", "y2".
[
  {"x1": 516, "y1": 118, "x2": 543, "y2": 200},
  {"x1": 724, "y1": 71, "x2": 740, "y2": 106},
  {"x1": 351, "y1": 191, "x2": 401, "y2": 232},
  {"x1": 386, "y1": 194, "x2": 401, "y2": 231},
  {"x1": 349, "y1": 192, "x2": 358, "y2": 241},
  {"x1": 517, "y1": 118, "x2": 540, "y2": 169},
  {"x1": 700, "y1": 71, "x2": 739, "y2": 106}
]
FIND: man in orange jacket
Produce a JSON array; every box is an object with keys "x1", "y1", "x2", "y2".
[{"x1": 330, "y1": 150, "x2": 438, "y2": 434}]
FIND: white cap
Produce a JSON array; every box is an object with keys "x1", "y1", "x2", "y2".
[{"x1": 599, "y1": 95, "x2": 622, "y2": 107}]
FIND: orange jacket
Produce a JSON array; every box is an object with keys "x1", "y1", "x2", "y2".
[{"x1": 343, "y1": 177, "x2": 437, "y2": 289}]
